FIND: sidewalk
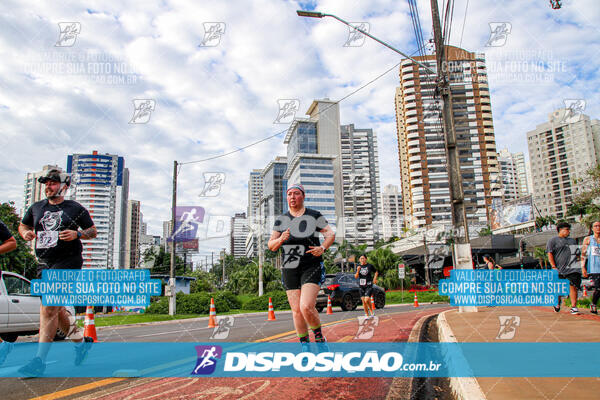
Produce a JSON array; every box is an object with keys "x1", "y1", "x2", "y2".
[{"x1": 440, "y1": 306, "x2": 600, "y2": 400}]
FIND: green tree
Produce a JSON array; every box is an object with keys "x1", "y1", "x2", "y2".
[
  {"x1": 534, "y1": 247, "x2": 549, "y2": 269},
  {"x1": 367, "y1": 247, "x2": 400, "y2": 275},
  {"x1": 144, "y1": 246, "x2": 187, "y2": 276},
  {"x1": 478, "y1": 226, "x2": 493, "y2": 237},
  {"x1": 0, "y1": 202, "x2": 39, "y2": 279}
]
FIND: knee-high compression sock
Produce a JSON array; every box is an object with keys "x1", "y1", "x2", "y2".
[
  {"x1": 298, "y1": 332, "x2": 310, "y2": 343},
  {"x1": 310, "y1": 325, "x2": 325, "y2": 342}
]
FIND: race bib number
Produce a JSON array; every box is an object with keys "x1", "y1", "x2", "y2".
[
  {"x1": 359, "y1": 279, "x2": 366, "y2": 286},
  {"x1": 36, "y1": 231, "x2": 59, "y2": 249},
  {"x1": 592, "y1": 246, "x2": 600, "y2": 257}
]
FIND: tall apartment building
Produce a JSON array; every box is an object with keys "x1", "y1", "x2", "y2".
[
  {"x1": 67, "y1": 151, "x2": 129, "y2": 268},
  {"x1": 23, "y1": 165, "x2": 62, "y2": 214},
  {"x1": 124, "y1": 200, "x2": 141, "y2": 268},
  {"x1": 395, "y1": 45, "x2": 501, "y2": 229},
  {"x1": 230, "y1": 212, "x2": 249, "y2": 259},
  {"x1": 497, "y1": 149, "x2": 519, "y2": 202},
  {"x1": 380, "y1": 184, "x2": 403, "y2": 240},
  {"x1": 512, "y1": 152, "x2": 530, "y2": 198},
  {"x1": 527, "y1": 109, "x2": 600, "y2": 218},
  {"x1": 340, "y1": 124, "x2": 381, "y2": 248},
  {"x1": 284, "y1": 110, "x2": 339, "y2": 227},
  {"x1": 261, "y1": 156, "x2": 288, "y2": 221},
  {"x1": 247, "y1": 170, "x2": 263, "y2": 218}
]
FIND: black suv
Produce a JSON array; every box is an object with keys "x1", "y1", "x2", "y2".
[{"x1": 315, "y1": 273, "x2": 386, "y2": 312}]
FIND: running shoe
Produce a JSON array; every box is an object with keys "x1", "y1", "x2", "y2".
[
  {"x1": 74, "y1": 336, "x2": 94, "y2": 366},
  {"x1": 553, "y1": 305, "x2": 561, "y2": 313},
  {"x1": 315, "y1": 339, "x2": 330, "y2": 353},
  {"x1": 570, "y1": 307, "x2": 579, "y2": 315},
  {"x1": 18, "y1": 357, "x2": 45, "y2": 377},
  {"x1": 0, "y1": 341, "x2": 13, "y2": 365},
  {"x1": 591, "y1": 305, "x2": 598, "y2": 315},
  {"x1": 300, "y1": 342, "x2": 311, "y2": 353}
]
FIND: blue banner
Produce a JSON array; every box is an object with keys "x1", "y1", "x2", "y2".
[
  {"x1": 30, "y1": 269, "x2": 162, "y2": 306},
  {"x1": 1, "y1": 342, "x2": 599, "y2": 378},
  {"x1": 439, "y1": 269, "x2": 569, "y2": 306}
]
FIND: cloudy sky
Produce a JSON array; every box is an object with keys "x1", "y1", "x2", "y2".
[{"x1": 1, "y1": 0, "x2": 599, "y2": 262}]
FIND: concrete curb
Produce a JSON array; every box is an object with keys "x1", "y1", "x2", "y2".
[
  {"x1": 385, "y1": 313, "x2": 432, "y2": 400},
  {"x1": 437, "y1": 310, "x2": 487, "y2": 400}
]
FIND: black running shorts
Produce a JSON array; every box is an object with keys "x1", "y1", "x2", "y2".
[
  {"x1": 559, "y1": 272, "x2": 582, "y2": 290},
  {"x1": 282, "y1": 262, "x2": 325, "y2": 290},
  {"x1": 359, "y1": 285, "x2": 373, "y2": 298}
]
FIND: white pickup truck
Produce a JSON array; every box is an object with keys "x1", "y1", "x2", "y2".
[{"x1": 0, "y1": 270, "x2": 72, "y2": 342}]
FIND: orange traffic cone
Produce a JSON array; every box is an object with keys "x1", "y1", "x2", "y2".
[
  {"x1": 327, "y1": 295, "x2": 334, "y2": 315},
  {"x1": 208, "y1": 298, "x2": 217, "y2": 328},
  {"x1": 413, "y1": 293, "x2": 419, "y2": 308},
  {"x1": 83, "y1": 306, "x2": 98, "y2": 342},
  {"x1": 266, "y1": 297, "x2": 276, "y2": 321},
  {"x1": 584, "y1": 286, "x2": 588, "y2": 297},
  {"x1": 370, "y1": 295, "x2": 376, "y2": 312}
]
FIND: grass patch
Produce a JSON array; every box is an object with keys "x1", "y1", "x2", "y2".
[
  {"x1": 80, "y1": 308, "x2": 271, "y2": 327},
  {"x1": 386, "y1": 290, "x2": 448, "y2": 304}
]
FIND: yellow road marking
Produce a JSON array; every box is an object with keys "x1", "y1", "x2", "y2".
[
  {"x1": 254, "y1": 316, "x2": 358, "y2": 342},
  {"x1": 29, "y1": 378, "x2": 126, "y2": 400},
  {"x1": 339, "y1": 335, "x2": 354, "y2": 342}
]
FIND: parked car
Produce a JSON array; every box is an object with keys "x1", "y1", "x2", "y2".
[
  {"x1": 0, "y1": 270, "x2": 74, "y2": 342},
  {"x1": 315, "y1": 273, "x2": 386, "y2": 312}
]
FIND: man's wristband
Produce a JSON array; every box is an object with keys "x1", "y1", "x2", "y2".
[
  {"x1": 77, "y1": 231, "x2": 82, "y2": 239},
  {"x1": 319, "y1": 245, "x2": 326, "y2": 252}
]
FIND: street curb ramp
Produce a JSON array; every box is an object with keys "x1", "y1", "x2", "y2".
[{"x1": 437, "y1": 310, "x2": 486, "y2": 400}]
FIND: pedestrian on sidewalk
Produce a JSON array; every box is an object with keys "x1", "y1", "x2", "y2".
[
  {"x1": 547, "y1": 221, "x2": 582, "y2": 314},
  {"x1": 483, "y1": 254, "x2": 502, "y2": 270},
  {"x1": 355, "y1": 254, "x2": 378, "y2": 317},
  {"x1": 267, "y1": 184, "x2": 335, "y2": 349},
  {"x1": 0, "y1": 218, "x2": 18, "y2": 365},
  {"x1": 580, "y1": 220, "x2": 600, "y2": 314},
  {"x1": 17, "y1": 169, "x2": 97, "y2": 376}
]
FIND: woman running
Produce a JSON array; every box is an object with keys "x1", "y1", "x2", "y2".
[{"x1": 268, "y1": 184, "x2": 335, "y2": 347}]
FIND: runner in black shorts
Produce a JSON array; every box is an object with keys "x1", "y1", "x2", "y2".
[
  {"x1": 268, "y1": 184, "x2": 335, "y2": 347},
  {"x1": 18, "y1": 169, "x2": 98, "y2": 376},
  {"x1": 354, "y1": 254, "x2": 378, "y2": 318},
  {"x1": 547, "y1": 221, "x2": 581, "y2": 314}
]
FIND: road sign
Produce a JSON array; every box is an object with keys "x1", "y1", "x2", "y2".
[{"x1": 398, "y1": 263, "x2": 405, "y2": 279}]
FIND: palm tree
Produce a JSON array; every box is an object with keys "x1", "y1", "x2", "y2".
[{"x1": 533, "y1": 247, "x2": 549, "y2": 269}]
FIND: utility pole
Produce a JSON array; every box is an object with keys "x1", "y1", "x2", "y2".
[
  {"x1": 221, "y1": 248, "x2": 226, "y2": 284},
  {"x1": 423, "y1": 233, "x2": 430, "y2": 286},
  {"x1": 430, "y1": 0, "x2": 475, "y2": 312},
  {"x1": 258, "y1": 198, "x2": 264, "y2": 296},
  {"x1": 169, "y1": 160, "x2": 178, "y2": 316}
]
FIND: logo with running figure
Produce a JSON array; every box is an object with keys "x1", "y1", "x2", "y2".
[
  {"x1": 496, "y1": 316, "x2": 520, "y2": 340},
  {"x1": 199, "y1": 172, "x2": 226, "y2": 197},
  {"x1": 486, "y1": 22, "x2": 512, "y2": 47},
  {"x1": 129, "y1": 99, "x2": 156, "y2": 124},
  {"x1": 274, "y1": 99, "x2": 300, "y2": 124},
  {"x1": 168, "y1": 206, "x2": 205, "y2": 242},
  {"x1": 344, "y1": 22, "x2": 370, "y2": 47},
  {"x1": 199, "y1": 22, "x2": 226, "y2": 47},
  {"x1": 210, "y1": 316, "x2": 234, "y2": 339},
  {"x1": 354, "y1": 316, "x2": 379, "y2": 339},
  {"x1": 192, "y1": 345, "x2": 222, "y2": 375},
  {"x1": 282, "y1": 245, "x2": 305, "y2": 269},
  {"x1": 55, "y1": 22, "x2": 81, "y2": 47}
]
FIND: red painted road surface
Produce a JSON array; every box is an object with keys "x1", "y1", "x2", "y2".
[{"x1": 86, "y1": 307, "x2": 449, "y2": 400}]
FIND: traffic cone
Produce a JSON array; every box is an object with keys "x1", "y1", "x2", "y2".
[
  {"x1": 370, "y1": 295, "x2": 376, "y2": 312},
  {"x1": 413, "y1": 293, "x2": 419, "y2": 308},
  {"x1": 583, "y1": 286, "x2": 588, "y2": 297},
  {"x1": 266, "y1": 297, "x2": 276, "y2": 321},
  {"x1": 208, "y1": 298, "x2": 217, "y2": 328},
  {"x1": 327, "y1": 295, "x2": 334, "y2": 315},
  {"x1": 83, "y1": 306, "x2": 98, "y2": 342}
]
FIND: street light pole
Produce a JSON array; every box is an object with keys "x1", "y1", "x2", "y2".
[{"x1": 169, "y1": 160, "x2": 178, "y2": 316}]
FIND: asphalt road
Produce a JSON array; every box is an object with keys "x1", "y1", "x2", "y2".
[{"x1": 0, "y1": 303, "x2": 448, "y2": 400}]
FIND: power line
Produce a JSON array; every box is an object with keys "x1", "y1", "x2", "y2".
[
  {"x1": 180, "y1": 49, "x2": 419, "y2": 166},
  {"x1": 459, "y1": 0, "x2": 469, "y2": 48}
]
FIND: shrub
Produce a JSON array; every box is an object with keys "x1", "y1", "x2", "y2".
[
  {"x1": 146, "y1": 297, "x2": 168, "y2": 314},
  {"x1": 212, "y1": 290, "x2": 241, "y2": 309},
  {"x1": 241, "y1": 291, "x2": 290, "y2": 311}
]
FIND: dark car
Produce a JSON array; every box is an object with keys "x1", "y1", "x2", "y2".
[{"x1": 315, "y1": 273, "x2": 386, "y2": 312}]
